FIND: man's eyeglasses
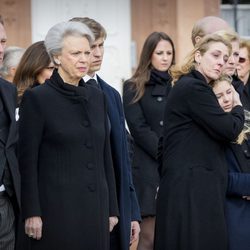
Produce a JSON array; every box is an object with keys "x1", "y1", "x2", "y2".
[{"x1": 239, "y1": 57, "x2": 247, "y2": 63}]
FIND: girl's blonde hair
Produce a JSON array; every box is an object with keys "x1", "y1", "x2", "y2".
[
  {"x1": 237, "y1": 110, "x2": 250, "y2": 144},
  {"x1": 210, "y1": 74, "x2": 232, "y2": 88}
]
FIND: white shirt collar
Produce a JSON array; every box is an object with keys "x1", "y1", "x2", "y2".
[{"x1": 83, "y1": 74, "x2": 98, "y2": 83}]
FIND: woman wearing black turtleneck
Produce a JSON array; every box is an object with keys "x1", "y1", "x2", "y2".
[
  {"x1": 122, "y1": 32, "x2": 175, "y2": 250},
  {"x1": 18, "y1": 22, "x2": 118, "y2": 250}
]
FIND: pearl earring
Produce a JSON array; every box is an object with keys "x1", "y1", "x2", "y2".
[{"x1": 55, "y1": 59, "x2": 61, "y2": 65}]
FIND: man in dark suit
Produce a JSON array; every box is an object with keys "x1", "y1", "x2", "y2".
[
  {"x1": 69, "y1": 17, "x2": 141, "y2": 250},
  {"x1": 0, "y1": 15, "x2": 21, "y2": 250}
]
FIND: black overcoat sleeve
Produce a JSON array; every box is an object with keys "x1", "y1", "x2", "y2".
[
  {"x1": 123, "y1": 82, "x2": 159, "y2": 159},
  {"x1": 102, "y1": 96, "x2": 119, "y2": 217},
  {"x1": 18, "y1": 89, "x2": 44, "y2": 219},
  {"x1": 228, "y1": 172, "x2": 250, "y2": 196}
]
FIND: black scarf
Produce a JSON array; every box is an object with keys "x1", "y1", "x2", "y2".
[{"x1": 149, "y1": 69, "x2": 171, "y2": 85}]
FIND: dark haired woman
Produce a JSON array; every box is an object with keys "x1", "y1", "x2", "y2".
[
  {"x1": 123, "y1": 31, "x2": 175, "y2": 250},
  {"x1": 13, "y1": 41, "x2": 54, "y2": 106}
]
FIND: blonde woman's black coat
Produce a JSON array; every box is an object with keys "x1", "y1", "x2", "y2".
[
  {"x1": 154, "y1": 70, "x2": 245, "y2": 250},
  {"x1": 18, "y1": 70, "x2": 118, "y2": 250}
]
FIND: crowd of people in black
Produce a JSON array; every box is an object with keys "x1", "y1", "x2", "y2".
[{"x1": 0, "y1": 13, "x2": 250, "y2": 250}]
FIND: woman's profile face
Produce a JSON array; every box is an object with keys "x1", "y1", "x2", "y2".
[
  {"x1": 151, "y1": 39, "x2": 173, "y2": 72},
  {"x1": 222, "y1": 40, "x2": 240, "y2": 76},
  {"x1": 213, "y1": 80, "x2": 233, "y2": 112},
  {"x1": 37, "y1": 62, "x2": 55, "y2": 84},
  {"x1": 56, "y1": 35, "x2": 91, "y2": 83},
  {"x1": 195, "y1": 42, "x2": 229, "y2": 82},
  {"x1": 237, "y1": 46, "x2": 250, "y2": 80}
]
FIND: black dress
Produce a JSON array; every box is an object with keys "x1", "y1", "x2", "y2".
[{"x1": 18, "y1": 70, "x2": 118, "y2": 250}]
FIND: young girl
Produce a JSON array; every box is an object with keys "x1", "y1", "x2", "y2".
[{"x1": 212, "y1": 74, "x2": 250, "y2": 250}]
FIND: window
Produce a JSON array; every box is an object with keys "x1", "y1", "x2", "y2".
[{"x1": 221, "y1": 1, "x2": 250, "y2": 38}]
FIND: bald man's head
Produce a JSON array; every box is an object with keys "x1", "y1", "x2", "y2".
[{"x1": 191, "y1": 16, "x2": 232, "y2": 45}]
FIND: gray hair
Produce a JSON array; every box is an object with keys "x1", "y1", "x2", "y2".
[
  {"x1": 0, "y1": 46, "x2": 25, "y2": 78},
  {"x1": 44, "y1": 21, "x2": 94, "y2": 66}
]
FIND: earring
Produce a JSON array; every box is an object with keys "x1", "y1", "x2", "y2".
[{"x1": 55, "y1": 59, "x2": 61, "y2": 65}]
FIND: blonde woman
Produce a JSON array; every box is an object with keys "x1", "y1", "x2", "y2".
[
  {"x1": 154, "y1": 34, "x2": 244, "y2": 250},
  {"x1": 215, "y1": 29, "x2": 244, "y2": 95}
]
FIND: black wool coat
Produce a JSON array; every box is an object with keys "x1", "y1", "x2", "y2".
[
  {"x1": 154, "y1": 70, "x2": 245, "y2": 250},
  {"x1": 18, "y1": 70, "x2": 119, "y2": 250},
  {"x1": 123, "y1": 70, "x2": 172, "y2": 216}
]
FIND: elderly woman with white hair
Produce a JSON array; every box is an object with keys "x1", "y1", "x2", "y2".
[
  {"x1": 18, "y1": 21, "x2": 118, "y2": 250},
  {"x1": 0, "y1": 46, "x2": 25, "y2": 82}
]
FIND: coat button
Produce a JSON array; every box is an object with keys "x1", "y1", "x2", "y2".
[
  {"x1": 159, "y1": 120, "x2": 164, "y2": 126},
  {"x1": 157, "y1": 97, "x2": 163, "y2": 102},
  {"x1": 88, "y1": 184, "x2": 96, "y2": 192},
  {"x1": 82, "y1": 120, "x2": 89, "y2": 127},
  {"x1": 87, "y1": 163, "x2": 94, "y2": 169}
]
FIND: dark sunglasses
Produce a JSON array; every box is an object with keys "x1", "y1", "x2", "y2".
[{"x1": 239, "y1": 57, "x2": 247, "y2": 63}]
